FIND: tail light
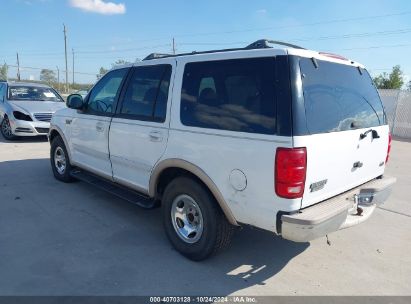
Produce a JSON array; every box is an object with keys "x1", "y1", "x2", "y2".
[
  {"x1": 275, "y1": 147, "x2": 307, "y2": 199},
  {"x1": 386, "y1": 133, "x2": 392, "y2": 163}
]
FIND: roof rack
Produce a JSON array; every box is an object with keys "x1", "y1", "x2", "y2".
[
  {"x1": 143, "y1": 53, "x2": 173, "y2": 60},
  {"x1": 245, "y1": 39, "x2": 305, "y2": 50},
  {"x1": 143, "y1": 39, "x2": 305, "y2": 60}
]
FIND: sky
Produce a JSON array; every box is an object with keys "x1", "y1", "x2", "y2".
[{"x1": 1, "y1": 0, "x2": 411, "y2": 85}]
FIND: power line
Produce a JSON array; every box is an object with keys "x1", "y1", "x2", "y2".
[
  {"x1": 69, "y1": 10, "x2": 411, "y2": 50},
  {"x1": 175, "y1": 11, "x2": 411, "y2": 39},
  {"x1": 6, "y1": 64, "x2": 96, "y2": 76},
  {"x1": 2, "y1": 25, "x2": 409, "y2": 59},
  {"x1": 178, "y1": 27, "x2": 411, "y2": 48},
  {"x1": 75, "y1": 43, "x2": 171, "y2": 55},
  {"x1": 334, "y1": 43, "x2": 411, "y2": 51}
]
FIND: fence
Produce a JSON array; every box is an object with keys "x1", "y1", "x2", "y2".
[{"x1": 379, "y1": 89, "x2": 411, "y2": 140}]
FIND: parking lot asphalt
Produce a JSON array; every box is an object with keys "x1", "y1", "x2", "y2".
[{"x1": 0, "y1": 135, "x2": 410, "y2": 296}]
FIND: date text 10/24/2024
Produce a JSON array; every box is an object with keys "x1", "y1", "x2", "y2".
[{"x1": 149, "y1": 296, "x2": 258, "y2": 303}]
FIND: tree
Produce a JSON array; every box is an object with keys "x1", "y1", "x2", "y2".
[
  {"x1": 407, "y1": 81, "x2": 411, "y2": 92},
  {"x1": 0, "y1": 63, "x2": 7, "y2": 81},
  {"x1": 373, "y1": 65, "x2": 404, "y2": 89},
  {"x1": 40, "y1": 69, "x2": 56, "y2": 84},
  {"x1": 112, "y1": 59, "x2": 131, "y2": 67},
  {"x1": 96, "y1": 67, "x2": 108, "y2": 80},
  {"x1": 96, "y1": 60, "x2": 131, "y2": 80}
]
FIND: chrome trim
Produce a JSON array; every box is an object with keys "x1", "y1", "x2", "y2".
[
  {"x1": 171, "y1": 194, "x2": 204, "y2": 243},
  {"x1": 281, "y1": 176, "x2": 396, "y2": 242}
]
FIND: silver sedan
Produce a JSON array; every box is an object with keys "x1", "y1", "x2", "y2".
[{"x1": 0, "y1": 81, "x2": 66, "y2": 140}]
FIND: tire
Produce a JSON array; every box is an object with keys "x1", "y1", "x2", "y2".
[
  {"x1": 162, "y1": 176, "x2": 235, "y2": 261},
  {"x1": 1, "y1": 117, "x2": 17, "y2": 140},
  {"x1": 50, "y1": 136, "x2": 75, "y2": 183}
]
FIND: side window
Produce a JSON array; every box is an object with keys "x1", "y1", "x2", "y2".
[
  {"x1": 87, "y1": 68, "x2": 128, "y2": 115},
  {"x1": 180, "y1": 58, "x2": 277, "y2": 135},
  {"x1": 120, "y1": 64, "x2": 171, "y2": 122}
]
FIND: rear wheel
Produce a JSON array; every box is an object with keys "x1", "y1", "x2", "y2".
[
  {"x1": 1, "y1": 117, "x2": 16, "y2": 140},
  {"x1": 50, "y1": 136, "x2": 75, "y2": 183},
  {"x1": 162, "y1": 177, "x2": 235, "y2": 261}
]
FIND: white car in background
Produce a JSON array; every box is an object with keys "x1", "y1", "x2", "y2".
[{"x1": 0, "y1": 81, "x2": 66, "y2": 140}]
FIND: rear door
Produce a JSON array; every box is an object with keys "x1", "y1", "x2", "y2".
[
  {"x1": 292, "y1": 57, "x2": 389, "y2": 208},
  {"x1": 109, "y1": 60, "x2": 174, "y2": 193}
]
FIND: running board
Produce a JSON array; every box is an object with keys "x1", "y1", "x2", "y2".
[{"x1": 70, "y1": 169, "x2": 156, "y2": 209}]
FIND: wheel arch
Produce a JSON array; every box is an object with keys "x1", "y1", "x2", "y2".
[
  {"x1": 49, "y1": 126, "x2": 72, "y2": 160},
  {"x1": 150, "y1": 159, "x2": 239, "y2": 226}
]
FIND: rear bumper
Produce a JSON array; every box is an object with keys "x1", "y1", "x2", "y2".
[{"x1": 280, "y1": 176, "x2": 396, "y2": 242}]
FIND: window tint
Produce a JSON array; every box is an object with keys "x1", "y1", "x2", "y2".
[
  {"x1": 300, "y1": 58, "x2": 384, "y2": 134},
  {"x1": 120, "y1": 65, "x2": 171, "y2": 122},
  {"x1": 180, "y1": 58, "x2": 277, "y2": 135},
  {"x1": 87, "y1": 68, "x2": 128, "y2": 115}
]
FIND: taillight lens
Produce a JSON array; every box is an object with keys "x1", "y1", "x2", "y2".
[
  {"x1": 386, "y1": 133, "x2": 392, "y2": 163},
  {"x1": 275, "y1": 147, "x2": 307, "y2": 199}
]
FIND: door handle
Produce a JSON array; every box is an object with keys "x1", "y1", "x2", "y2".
[
  {"x1": 353, "y1": 161, "x2": 363, "y2": 168},
  {"x1": 96, "y1": 122, "x2": 104, "y2": 132},
  {"x1": 149, "y1": 131, "x2": 163, "y2": 142}
]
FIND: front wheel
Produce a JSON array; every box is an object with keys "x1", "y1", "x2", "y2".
[
  {"x1": 1, "y1": 117, "x2": 16, "y2": 140},
  {"x1": 50, "y1": 136, "x2": 75, "y2": 183},
  {"x1": 162, "y1": 177, "x2": 235, "y2": 261}
]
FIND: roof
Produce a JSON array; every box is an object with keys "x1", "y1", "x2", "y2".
[
  {"x1": 139, "y1": 39, "x2": 363, "y2": 68},
  {"x1": 110, "y1": 39, "x2": 364, "y2": 74},
  {"x1": 7, "y1": 81, "x2": 52, "y2": 88}
]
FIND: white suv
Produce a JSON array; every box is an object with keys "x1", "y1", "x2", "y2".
[{"x1": 49, "y1": 40, "x2": 396, "y2": 261}]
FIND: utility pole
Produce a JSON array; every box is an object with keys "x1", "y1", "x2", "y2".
[
  {"x1": 172, "y1": 38, "x2": 176, "y2": 55},
  {"x1": 56, "y1": 66, "x2": 60, "y2": 92},
  {"x1": 72, "y1": 48, "x2": 75, "y2": 87},
  {"x1": 63, "y1": 24, "x2": 69, "y2": 93},
  {"x1": 4, "y1": 61, "x2": 8, "y2": 81},
  {"x1": 16, "y1": 52, "x2": 21, "y2": 81}
]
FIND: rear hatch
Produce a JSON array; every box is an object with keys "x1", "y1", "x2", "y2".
[{"x1": 292, "y1": 56, "x2": 389, "y2": 208}]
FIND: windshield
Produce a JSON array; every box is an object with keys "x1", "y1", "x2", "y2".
[
  {"x1": 8, "y1": 86, "x2": 63, "y2": 102},
  {"x1": 299, "y1": 58, "x2": 385, "y2": 134}
]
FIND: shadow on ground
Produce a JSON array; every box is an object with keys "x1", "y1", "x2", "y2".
[
  {"x1": 0, "y1": 134, "x2": 48, "y2": 143},
  {"x1": 0, "y1": 158, "x2": 309, "y2": 295}
]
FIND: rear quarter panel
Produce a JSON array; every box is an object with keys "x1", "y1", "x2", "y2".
[{"x1": 161, "y1": 52, "x2": 300, "y2": 233}]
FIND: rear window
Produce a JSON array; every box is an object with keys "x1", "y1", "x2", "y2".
[
  {"x1": 300, "y1": 58, "x2": 384, "y2": 134},
  {"x1": 180, "y1": 58, "x2": 277, "y2": 135}
]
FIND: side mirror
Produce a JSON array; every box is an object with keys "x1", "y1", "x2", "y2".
[{"x1": 67, "y1": 94, "x2": 84, "y2": 110}]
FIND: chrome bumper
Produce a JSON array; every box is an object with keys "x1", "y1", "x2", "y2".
[{"x1": 280, "y1": 176, "x2": 396, "y2": 242}]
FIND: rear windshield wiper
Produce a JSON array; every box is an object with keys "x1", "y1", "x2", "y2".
[{"x1": 360, "y1": 129, "x2": 380, "y2": 140}]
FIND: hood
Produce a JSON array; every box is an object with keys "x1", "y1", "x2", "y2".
[{"x1": 9, "y1": 100, "x2": 66, "y2": 115}]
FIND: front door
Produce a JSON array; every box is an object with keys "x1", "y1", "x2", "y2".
[
  {"x1": 70, "y1": 68, "x2": 129, "y2": 179},
  {"x1": 109, "y1": 61, "x2": 174, "y2": 193}
]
